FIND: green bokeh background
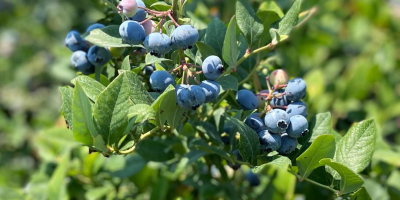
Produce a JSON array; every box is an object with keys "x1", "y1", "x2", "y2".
[{"x1": 1, "y1": 0, "x2": 400, "y2": 199}]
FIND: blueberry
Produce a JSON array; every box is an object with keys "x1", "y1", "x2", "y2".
[
  {"x1": 127, "y1": 0, "x2": 146, "y2": 22},
  {"x1": 202, "y1": 55, "x2": 224, "y2": 80},
  {"x1": 87, "y1": 45, "x2": 111, "y2": 67},
  {"x1": 245, "y1": 113, "x2": 267, "y2": 133},
  {"x1": 65, "y1": 30, "x2": 89, "y2": 52},
  {"x1": 71, "y1": 50, "x2": 94, "y2": 75},
  {"x1": 171, "y1": 25, "x2": 199, "y2": 50},
  {"x1": 264, "y1": 109, "x2": 290, "y2": 134},
  {"x1": 286, "y1": 101, "x2": 307, "y2": 118},
  {"x1": 286, "y1": 115, "x2": 309, "y2": 138},
  {"x1": 277, "y1": 133, "x2": 298, "y2": 155},
  {"x1": 236, "y1": 89, "x2": 258, "y2": 110},
  {"x1": 86, "y1": 23, "x2": 105, "y2": 32},
  {"x1": 269, "y1": 69, "x2": 289, "y2": 85},
  {"x1": 119, "y1": 20, "x2": 146, "y2": 45},
  {"x1": 199, "y1": 80, "x2": 220, "y2": 103},
  {"x1": 175, "y1": 85, "x2": 206, "y2": 110},
  {"x1": 258, "y1": 130, "x2": 281, "y2": 152},
  {"x1": 142, "y1": 19, "x2": 156, "y2": 36},
  {"x1": 285, "y1": 78, "x2": 306, "y2": 101},
  {"x1": 245, "y1": 171, "x2": 260, "y2": 187},
  {"x1": 270, "y1": 89, "x2": 289, "y2": 108},
  {"x1": 117, "y1": 0, "x2": 138, "y2": 18},
  {"x1": 142, "y1": 64, "x2": 155, "y2": 76},
  {"x1": 144, "y1": 33, "x2": 172, "y2": 57},
  {"x1": 149, "y1": 70, "x2": 175, "y2": 92}
]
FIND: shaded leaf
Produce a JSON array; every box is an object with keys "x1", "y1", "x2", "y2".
[
  {"x1": 59, "y1": 86, "x2": 74, "y2": 130},
  {"x1": 222, "y1": 16, "x2": 238, "y2": 68},
  {"x1": 204, "y1": 18, "x2": 226, "y2": 58},
  {"x1": 216, "y1": 75, "x2": 238, "y2": 92},
  {"x1": 236, "y1": 0, "x2": 264, "y2": 47},
  {"x1": 72, "y1": 82, "x2": 97, "y2": 145}
]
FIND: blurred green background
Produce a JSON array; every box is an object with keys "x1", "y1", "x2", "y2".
[{"x1": 1, "y1": 0, "x2": 400, "y2": 199}]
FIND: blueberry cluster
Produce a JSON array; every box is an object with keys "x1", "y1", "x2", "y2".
[
  {"x1": 117, "y1": 0, "x2": 199, "y2": 57},
  {"x1": 239, "y1": 72, "x2": 309, "y2": 155},
  {"x1": 65, "y1": 23, "x2": 112, "y2": 75}
]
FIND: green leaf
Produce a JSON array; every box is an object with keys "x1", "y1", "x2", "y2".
[
  {"x1": 204, "y1": 18, "x2": 227, "y2": 58},
  {"x1": 350, "y1": 187, "x2": 372, "y2": 200},
  {"x1": 59, "y1": 86, "x2": 74, "y2": 130},
  {"x1": 84, "y1": 25, "x2": 143, "y2": 47},
  {"x1": 256, "y1": 1, "x2": 283, "y2": 46},
  {"x1": 194, "y1": 121, "x2": 222, "y2": 144},
  {"x1": 150, "y1": 175, "x2": 169, "y2": 200},
  {"x1": 188, "y1": 138, "x2": 232, "y2": 162},
  {"x1": 145, "y1": 54, "x2": 171, "y2": 65},
  {"x1": 252, "y1": 156, "x2": 291, "y2": 173},
  {"x1": 235, "y1": 0, "x2": 264, "y2": 47},
  {"x1": 72, "y1": 82, "x2": 97, "y2": 145},
  {"x1": 334, "y1": 119, "x2": 377, "y2": 174},
  {"x1": 121, "y1": 55, "x2": 131, "y2": 70},
  {"x1": 71, "y1": 76, "x2": 105, "y2": 102},
  {"x1": 274, "y1": 0, "x2": 302, "y2": 35},
  {"x1": 151, "y1": 85, "x2": 187, "y2": 130},
  {"x1": 135, "y1": 138, "x2": 175, "y2": 162},
  {"x1": 196, "y1": 41, "x2": 218, "y2": 60},
  {"x1": 150, "y1": 2, "x2": 171, "y2": 11},
  {"x1": 364, "y1": 178, "x2": 390, "y2": 200},
  {"x1": 93, "y1": 71, "x2": 152, "y2": 145},
  {"x1": 88, "y1": 74, "x2": 110, "y2": 86},
  {"x1": 319, "y1": 158, "x2": 364, "y2": 195},
  {"x1": 110, "y1": 154, "x2": 147, "y2": 178},
  {"x1": 256, "y1": 163, "x2": 296, "y2": 200},
  {"x1": 372, "y1": 149, "x2": 400, "y2": 167},
  {"x1": 222, "y1": 16, "x2": 238, "y2": 68},
  {"x1": 47, "y1": 151, "x2": 70, "y2": 200},
  {"x1": 296, "y1": 134, "x2": 336, "y2": 179},
  {"x1": 216, "y1": 74, "x2": 238, "y2": 92},
  {"x1": 128, "y1": 104, "x2": 156, "y2": 124},
  {"x1": 226, "y1": 116, "x2": 261, "y2": 165}
]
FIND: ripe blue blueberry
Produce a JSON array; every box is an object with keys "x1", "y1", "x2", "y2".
[
  {"x1": 270, "y1": 89, "x2": 289, "y2": 108},
  {"x1": 65, "y1": 30, "x2": 89, "y2": 52},
  {"x1": 245, "y1": 171, "x2": 260, "y2": 187},
  {"x1": 286, "y1": 101, "x2": 307, "y2": 118},
  {"x1": 142, "y1": 64, "x2": 155, "y2": 76},
  {"x1": 71, "y1": 50, "x2": 94, "y2": 75},
  {"x1": 86, "y1": 23, "x2": 105, "y2": 32},
  {"x1": 236, "y1": 89, "x2": 258, "y2": 110},
  {"x1": 117, "y1": 0, "x2": 138, "y2": 18},
  {"x1": 199, "y1": 80, "x2": 220, "y2": 103},
  {"x1": 285, "y1": 78, "x2": 306, "y2": 101},
  {"x1": 119, "y1": 20, "x2": 146, "y2": 45},
  {"x1": 144, "y1": 33, "x2": 172, "y2": 57},
  {"x1": 171, "y1": 25, "x2": 199, "y2": 50},
  {"x1": 127, "y1": 0, "x2": 146, "y2": 22},
  {"x1": 277, "y1": 133, "x2": 298, "y2": 155},
  {"x1": 202, "y1": 55, "x2": 224, "y2": 80},
  {"x1": 286, "y1": 115, "x2": 309, "y2": 138},
  {"x1": 149, "y1": 70, "x2": 175, "y2": 92},
  {"x1": 258, "y1": 130, "x2": 281, "y2": 152},
  {"x1": 245, "y1": 113, "x2": 267, "y2": 133},
  {"x1": 87, "y1": 45, "x2": 111, "y2": 67},
  {"x1": 264, "y1": 109, "x2": 290, "y2": 133},
  {"x1": 176, "y1": 85, "x2": 206, "y2": 110}
]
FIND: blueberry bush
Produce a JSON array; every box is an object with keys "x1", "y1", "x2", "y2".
[{"x1": 1, "y1": 0, "x2": 400, "y2": 199}]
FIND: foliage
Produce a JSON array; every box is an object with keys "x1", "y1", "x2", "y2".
[{"x1": 1, "y1": 0, "x2": 400, "y2": 199}]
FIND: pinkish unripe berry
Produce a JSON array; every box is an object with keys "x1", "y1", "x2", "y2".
[
  {"x1": 270, "y1": 69, "x2": 289, "y2": 85},
  {"x1": 142, "y1": 20, "x2": 156, "y2": 36},
  {"x1": 117, "y1": 0, "x2": 138, "y2": 18}
]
